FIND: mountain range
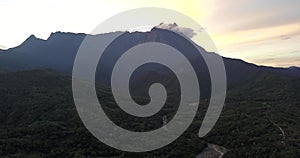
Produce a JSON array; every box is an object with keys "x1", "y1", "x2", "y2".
[
  {"x1": 0, "y1": 28, "x2": 299, "y2": 85},
  {"x1": 0, "y1": 28, "x2": 299, "y2": 157}
]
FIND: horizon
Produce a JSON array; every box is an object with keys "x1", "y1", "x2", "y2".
[
  {"x1": 3, "y1": 28, "x2": 299, "y2": 69},
  {"x1": 1, "y1": 0, "x2": 299, "y2": 67}
]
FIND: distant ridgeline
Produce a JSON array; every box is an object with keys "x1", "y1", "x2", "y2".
[{"x1": 0, "y1": 29, "x2": 299, "y2": 88}]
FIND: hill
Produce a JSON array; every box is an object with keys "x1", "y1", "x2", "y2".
[{"x1": 0, "y1": 70, "x2": 299, "y2": 157}]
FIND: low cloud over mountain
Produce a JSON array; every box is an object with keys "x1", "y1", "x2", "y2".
[{"x1": 156, "y1": 23, "x2": 197, "y2": 39}]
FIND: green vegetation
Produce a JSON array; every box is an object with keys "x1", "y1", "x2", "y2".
[{"x1": 0, "y1": 70, "x2": 299, "y2": 157}]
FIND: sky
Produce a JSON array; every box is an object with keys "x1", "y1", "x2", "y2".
[{"x1": 0, "y1": 0, "x2": 299, "y2": 67}]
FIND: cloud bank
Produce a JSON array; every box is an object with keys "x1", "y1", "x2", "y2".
[
  {"x1": 0, "y1": 45, "x2": 6, "y2": 49},
  {"x1": 156, "y1": 23, "x2": 197, "y2": 39}
]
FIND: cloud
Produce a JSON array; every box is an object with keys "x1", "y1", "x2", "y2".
[
  {"x1": 250, "y1": 57, "x2": 276, "y2": 63},
  {"x1": 280, "y1": 35, "x2": 291, "y2": 40},
  {"x1": 209, "y1": 0, "x2": 300, "y2": 32},
  {"x1": 0, "y1": 45, "x2": 6, "y2": 49},
  {"x1": 290, "y1": 50, "x2": 300, "y2": 54},
  {"x1": 156, "y1": 23, "x2": 197, "y2": 39},
  {"x1": 248, "y1": 55, "x2": 300, "y2": 67}
]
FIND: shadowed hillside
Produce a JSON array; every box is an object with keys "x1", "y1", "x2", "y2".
[{"x1": 0, "y1": 70, "x2": 299, "y2": 157}]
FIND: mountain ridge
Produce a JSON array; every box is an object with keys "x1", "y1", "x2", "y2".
[
  {"x1": 1, "y1": 29, "x2": 299, "y2": 70},
  {"x1": 0, "y1": 29, "x2": 299, "y2": 157},
  {"x1": 0, "y1": 28, "x2": 299, "y2": 88}
]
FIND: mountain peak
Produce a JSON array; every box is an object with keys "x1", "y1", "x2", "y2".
[
  {"x1": 23, "y1": 34, "x2": 47, "y2": 44},
  {"x1": 8, "y1": 34, "x2": 46, "y2": 51},
  {"x1": 25, "y1": 34, "x2": 39, "y2": 41},
  {"x1": 47, "y1": 31, "x2": 86, "y2": 41}
]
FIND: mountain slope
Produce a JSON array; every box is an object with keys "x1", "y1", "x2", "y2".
[
  {"x1": 0, "y1": 69, "x2": 299, "y2": 157},
  {"x1": 0, "y1": 29, "x2": 299, "y2": 88},
  {"x1": 0, "y1": 29, "x2": 299, "y2": 157}
]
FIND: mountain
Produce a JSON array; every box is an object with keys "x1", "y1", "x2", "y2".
[
  {"x1": 0, "y1": 28, "x2": 299, "y2": 157},
  {"x1": 0, "y1": 28, "x2": 299, "y2": 88},
  {"x1": 0, "y1": 32, "x2": 86, "y2": 73}
]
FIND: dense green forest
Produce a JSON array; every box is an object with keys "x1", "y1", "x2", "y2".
[{"x1": 0, "y1": 70, "x2": 299, "y2": 157}]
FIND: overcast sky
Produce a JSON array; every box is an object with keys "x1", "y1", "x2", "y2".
[{"x1": 0, "y1": 0, "x2": 299, "y2": 67}]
